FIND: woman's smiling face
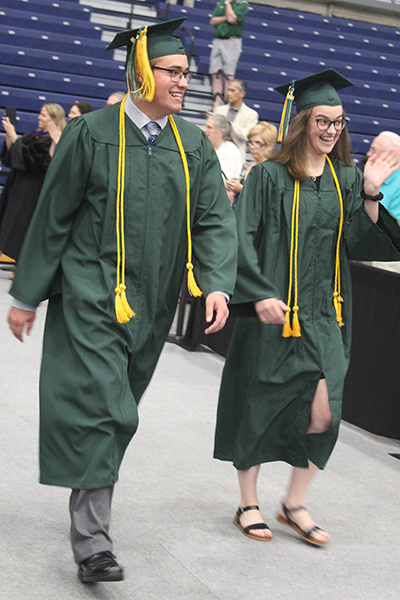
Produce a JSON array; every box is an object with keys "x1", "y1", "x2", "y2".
[{"x1": 305, "y1": 105, "x2": 344, "y2": 158}]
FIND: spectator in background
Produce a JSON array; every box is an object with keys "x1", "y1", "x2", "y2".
[
  {"x1": 106, "y1": 91, "x2": 126, "y2": 106},
  {"x1": 205, "y1": 113, "x2": 242, "y2": 204},
  {"x1": 363, "y1": 131, "x2": 400, "y2": 273},
  {"x1": 215, "y1": 79, "x2": 258, "y2": 163},
  {"x1": 209, "y1": 0, "x2": 249, "y2": 111},
  {"x1": 366, "y1": 131, "x2": 400, "y2": 220},
  {"x1": 68, "y1": 101, "x2": 93, "y2": 119},
  {"x1": 0, "y1": 103, "x2": 66, "y2": 264},
  {"x1": 226, "y1": 121, "x2": 277, "y2": 206}
]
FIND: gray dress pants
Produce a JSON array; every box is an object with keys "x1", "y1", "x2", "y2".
[{"x1": 69, "y1": 486, "x2": 114, "y2": 563}]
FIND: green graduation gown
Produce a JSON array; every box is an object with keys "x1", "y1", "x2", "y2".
[
  {"x1": 214, "y1": 158, "x2": 400, "y2": 470},
  {"x1": 10, "y1": 104, "x2": 238, "y2": 489}
]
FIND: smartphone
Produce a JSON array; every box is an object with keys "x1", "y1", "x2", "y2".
[{"x1": 5, "y1": 106, "x2": 17, "y2": 126}]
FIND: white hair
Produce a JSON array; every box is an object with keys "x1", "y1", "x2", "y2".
[{"x1": 377, "y1": 131, "x2": 400, "y2": 149}]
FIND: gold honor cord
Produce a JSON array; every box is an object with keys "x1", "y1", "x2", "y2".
[
  {"x1": 168, "y1": 114, "x2": 202, "y2": 298},
  {"x1": 115, "y1": 92, "x2": 135, "y2": 323},
  {"x1": 326, "y1": 155, "x2": 345, "y2": 327},
  {"x1": 282, "y1": 157, "x2": 345, "y2": 338},
  {"x1": 282, "y1": 180, "x2": 301, "y2": 337}
]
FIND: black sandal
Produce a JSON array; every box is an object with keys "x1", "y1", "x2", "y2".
[
  {"x1": 277, "y1": 504, "x2": 329, "y2": 547},
  {"x1": 233, "y1": 505, "x2": 272, "y2": 542}
]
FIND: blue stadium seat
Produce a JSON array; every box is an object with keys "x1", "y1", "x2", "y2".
[
  {"x1": 0, "y1": 24, "x2": 110, "y2": 59},
  {"x1": 1, "y1": 64, "x2": 122, "y2": 100},
  {"x1": 0, "y1": 43, "x2": 125, "y2": 80},
  {"x1": 0, "y1": 7, "x2": 102, "y2": 40},
  {"x1": 1, "y1": 0, "x2": 92, "y2": 21}
]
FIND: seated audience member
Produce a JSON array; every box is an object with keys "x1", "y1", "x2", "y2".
[
  {"x1": 364, "y1": 131, "x2": 400, "y2": 272},
  {"x1": 106, "y1": 91, "x2": 126, "y2": 106},
  {"x1": 215, "y1": 80, "x2": 258, "y2": 163},
  {"x1": 226, "y1": 121, "x2": 277, "y2": 207},
  {"x1": 0, "y1": 104, "x2": 66, "y2": 265},
  {"x1": 367, "y1": 132, "x2": 400, "y2": 220},
  {"x1": 68, "y1": 101, "x2": 93, "y2": 119},
  {"x1": 209, "y1": 0, "x2": 249, "y2": 111},
  {"x1": 205, "y1": 113, "x2": 242, "y2": 203}
]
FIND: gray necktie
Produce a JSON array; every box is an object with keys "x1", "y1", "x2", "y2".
[{"x1": 146, "y1": 121, "x2": 161, "y2": 148}]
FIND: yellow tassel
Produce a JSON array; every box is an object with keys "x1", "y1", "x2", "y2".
[
  {"x1": 277, "y1": 83, "x2": 294, "y2": 143},
  {"x1": 132, "y1": 27, "x2": 155, "y2": 101},
  {"x1": 282, "y1": 309, "x2": 293, "y2": 338},
  {"x1": 115, "y1": 287, "x2": 131, "y2": 323},
  {"x1": 291, "y1": 305, "x2": 301, "y2": 337},
  {"x1": 334, "y1": 293, "x2": 344, "y2": 327},
  {"x1": 168, "y1": 115, "x2": 203, "y2": 298},
  {"x1": 119, "y1": 283, "x2": 135, "y2": 318},
  {"x1": 187, "y1": 263, "x2": 202, "y2": 297}
]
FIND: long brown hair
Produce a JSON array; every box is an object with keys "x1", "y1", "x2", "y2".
[{"x1": 272, "y1": 107, "x2": 353, "y2": 181}]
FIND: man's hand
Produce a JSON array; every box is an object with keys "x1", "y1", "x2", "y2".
[
  {"x1": 8, "y1": 307, "x2": 36, "y2": 342},
  {"x1": 254, "y1": 298, "x2": 289, "y2": 324},
  {"x1": 204, "y1": 292, "x2": 229, "y2": 334}
]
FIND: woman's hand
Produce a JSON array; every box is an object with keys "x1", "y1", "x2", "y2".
[
  {"x1": 2, "y1": 115, "x2": 18, "y2": 146},
  {"x1": 225, "y1": 179, "x2": 243, "y2": 194},
  {"x1": 364, "y1": 148, "x2": 400, "y2": 195},
  {"x1": 254, "y1": 298, "x2": 289, "y2": 324}
]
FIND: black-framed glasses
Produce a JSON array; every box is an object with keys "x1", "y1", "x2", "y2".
[
  {"x1": 314, "y1": 118, "x2": 348, "y2": 132},
  {"x1": 248, "y1": 140, "x2": 266, "y2": 148},
  {"x1": 152, "y1": 67, "x2": 193, "y2": 83}
]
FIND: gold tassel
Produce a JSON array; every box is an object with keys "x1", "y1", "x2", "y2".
[
  {"x1": 282, "y1": 309, "x2": 293, "y2": 338},
  {"x1": 187, "y1": 262, "x2": 202, "y2": 297},
  {"x1": 277, "y1": 82, "x2": 295, "y2": 143},
  {"x1": 333, "y1": 292, "x2": 344, "y2": 327},
  {"x1": 168, "y1": 115, "x2": 202, "y2": 298},
  {"x1": 128, "y1": 27, "x2": 155, "y2": 101},
  {"x1": 291, "y1": 305, "x2": 301, "y2": 337}
]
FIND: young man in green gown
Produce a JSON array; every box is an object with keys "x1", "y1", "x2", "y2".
[{"x1": 7, "y1": 19, "x2": 237, "y2": 582}]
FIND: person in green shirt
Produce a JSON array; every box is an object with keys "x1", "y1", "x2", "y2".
[
  {"x1": 7, "y1": 18, "x2": 237, "y2": 583},
  {"x1": 214, "y1": 69, "x2": 400, "y2": 547},
  {"x1": 209, "y1": 0, "x2": 248, "y2": 111}
]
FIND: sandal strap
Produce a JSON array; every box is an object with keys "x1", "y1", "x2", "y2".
[
  {"x1": 236, "y1": 505, "x2": 260, "y2": 517},
  {"x1": 243, "y1": 522, "x2": 270, "y2": 535},
  {"x1": 305, "y1": 525, "x2": 323, "y2": 539},
  {"x1": 282, "y1": 504, "x2": 305, "y2": 520}
]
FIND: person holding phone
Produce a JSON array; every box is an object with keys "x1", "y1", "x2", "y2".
[{"x1": 0, "y1": 103, "x2": 66, "y2": 263}]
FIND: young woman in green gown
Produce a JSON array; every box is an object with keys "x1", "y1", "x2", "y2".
[{"x1": 214, "y1": 69, "x2": 400, "y2": 546}]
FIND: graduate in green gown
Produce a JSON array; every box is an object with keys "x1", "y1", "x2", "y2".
[
  {"x1": 214, "y1": 69, "x2": 400, "y2": 546},
  {"x1": 7, "y1": 19, "x2": 237, "y2": 582}
]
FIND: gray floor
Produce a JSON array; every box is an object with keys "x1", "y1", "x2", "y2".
[{"x1": 1, "y1": 268, "x2": 400, "y2": 600}]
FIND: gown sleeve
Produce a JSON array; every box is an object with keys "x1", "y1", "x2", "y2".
[
  {"x1": 10, "y1": 119, "x2": 94, "y2": 306},
  {"x1": 229, "y1": 163, "x2": 282, "y2": 316},
  {"x1": 343, "y1": 166, "x2": 400, "y2": 261},
  {"x1": 1, "y1": 133, "x2": 51, "y2": 173}
]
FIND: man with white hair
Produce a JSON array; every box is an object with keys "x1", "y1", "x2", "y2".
[
  {"x1": 367, "y1": 131, "x2": 400, "y2": 221},
  {"x1": 366, "y1": 131, "x2": 400, "y2": 272}
]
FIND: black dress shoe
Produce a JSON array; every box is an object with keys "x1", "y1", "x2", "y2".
[{"x1": 78, "y1": 551, "x2": 124, "y2": 583}]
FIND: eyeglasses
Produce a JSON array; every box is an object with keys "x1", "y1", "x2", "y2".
[
  {"x1": 368, "y1": 146, "x2": 385, "y2": 155},
  {"x1": 248, "y1": 140, "x2": 266, "y2": 148},
  {"x1": 314, "y1": 118, "x2": 348, "y2": 132},
  {"x1": 152, "y1": 67, "x2": 193, "y2": 83}
]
